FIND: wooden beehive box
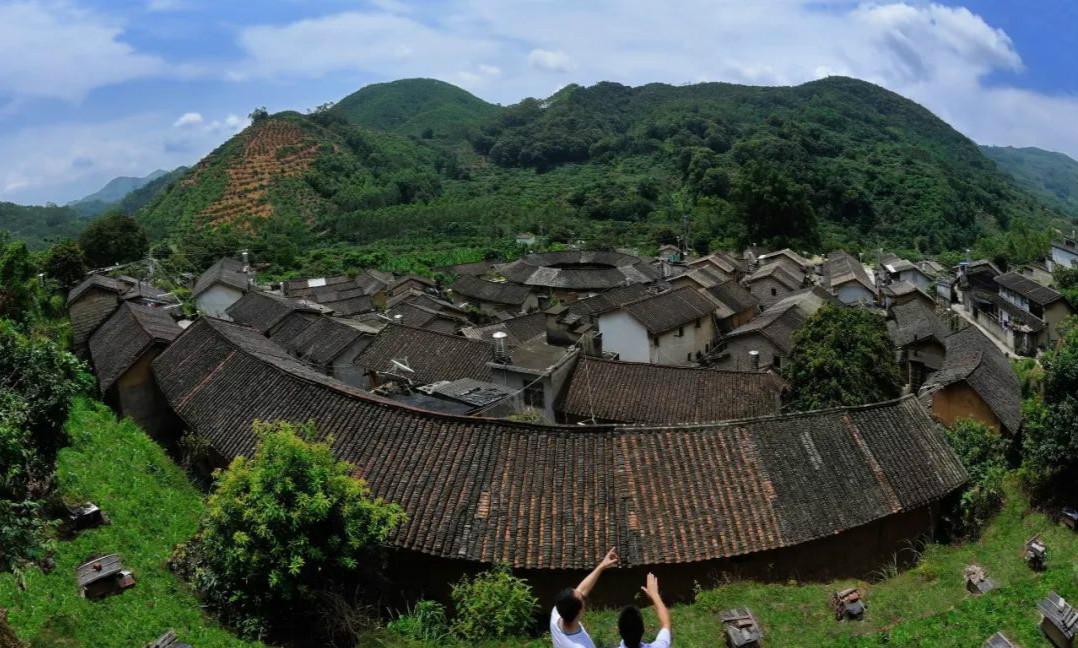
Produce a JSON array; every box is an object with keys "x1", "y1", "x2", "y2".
[
  {"x1": 1062, "y1": 507, "x2": 1078, "y2": 531},
  {"x1": 720, "y1": 607, "x2": 763, "y2": 648},
  {"x1": 831, "y1": 587, "x2": 866, "y2": 621},
  {"x1": 1039, "y1": 592, "x2": 1078, "y2": 648},
  {"x1": 75, "y1": 554, "x2": 135, "y2": 599},
  {"x1": 146, "y1": 630, "x2": 193, "y2": 648},
  {"x1": 965, "y1": 564, "x2": 997, "y2": 595},
  {"x1": 982, "y1": 631, "x2": 1018, "y2": 647},
  {"x1": 65, "y1": 502, "x2": 107, "y2": 533},
  {"x1": 1025, "y1": 534, "x2": 1047, "y2": 571}
]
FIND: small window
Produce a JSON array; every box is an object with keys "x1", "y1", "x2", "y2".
[
  {"x1": 695, "y1": 318, "x2": 702, "y2": 329},
  {"x1": 687, "y1": 352, "x2": 692, "y2": 362},
  {"x1": 653, "y1": 335, "x2": 660, "y2": 347},
  {"x1": 773, "y1": 356, "x2": 782, "y2": 369},
  {"x1": 523, "y1": 383, "x2": 544, "y2": 409},
  {"x1": 771, "y1": 288, "x2": 777, "y2": 296},
  {"x1": 676, "y1": 326, "x2": 684, "y2": 337}
]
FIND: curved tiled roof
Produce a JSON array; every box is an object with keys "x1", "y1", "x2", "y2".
[
  {"x1": 450, "y1": 275, "x2": 533, "y2": 306},
  {"x1": 153, "y1": 318, "x2": 966, "y2": 570},
  {"x1": 355, "y1": 323, "x2": 494, "y2": 384},
  {"x1": 193, "y1": 258, "x2": 249, "y2": 298},
  {"x1": 560, "y1": 356, "x2": 784, "y2": 424},
  {"x1": 89, "y1": 302, "x2": 180, "y2": 392},
  {"x1": 923, "y1": 326, "x2": 1022, "y2": 433},
  {"x1": 495, "y1": 250, "x2": 659, "y2": 290}
]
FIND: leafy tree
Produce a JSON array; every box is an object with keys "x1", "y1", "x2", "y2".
[
  {"x1": 77, "y1": 212, "x2": 148, "y2": 268},
  {"x1": 179, "y1": 420, "x2": 405, "y2": 636},
  {"x1": 43, "y1": 240, "x2": 87, "y2": 289},
  {"x1": 945, "y1": 419, "x2": 1008, "y2": 536},
  {"x1": 0, "y1": 321, "x2": 89, "y2": 572},
  {"x1": 0, "y1": 241, "x2": 37, "y2": 321},
  {"x1": 249, "y1": 106, "x2": 269, "y2": 122},
  {"x1": 782, "y1": 306, "x2": 903, "y2": 411},
  {"x1": 1055, "y1": 266, "x2": 1078, "y2": 307},
  {"x1": 732, "y1": 161, "x2": 820, "y2": 249},
  {"x1": 1021, "y1": 318, "x2": 1078, "y2": 491},
  {"x1": 449, "y1": 567, "x2": 537, "y2": 640}
]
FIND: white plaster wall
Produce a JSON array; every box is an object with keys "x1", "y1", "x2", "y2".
[
  {"x1": 650, "y1": 317, "x2": 715, "y2": 366},
  {"x1": 598, "y1": 311, "x2": 650, "y2": 363},
  {"x1": 196, "y1": 285, "x2": 244, "y2": 320},
  {"x1": 837, "y1": 283, "x2": 875, "y2": 305}
]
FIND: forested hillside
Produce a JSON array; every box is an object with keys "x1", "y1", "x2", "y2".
[
  {"x1": 0, "y1": 202, "x2": 85, "y2": 250},
  {"x1": 67, "y1": 169, "x2": 171, "y2": 217},
  {"x1": 982, "y1": 145, "x2": 1078, "y2": 220},
  {"x1": 134, "y1": 76, "x2": 1071, "y2": 273}
]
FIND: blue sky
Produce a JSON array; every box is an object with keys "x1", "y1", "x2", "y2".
[{"x1": 1, "y1": 0, "x2": 1076, "y2": 205}]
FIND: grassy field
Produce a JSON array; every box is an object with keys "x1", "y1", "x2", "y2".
[
  {"x1": 0, "y1": 399, "x2": 260, "y2": 648},
  {"x1": 360, "y1": 480, "x2": 1078, "y2": 648},
  {"x1": 3, "y1": 398, "x2": 1076, "y2": 647}
]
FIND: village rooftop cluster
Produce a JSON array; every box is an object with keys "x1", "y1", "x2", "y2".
[{"x1": 61, "y1": 234, "x2": 1076, "y2": 594}]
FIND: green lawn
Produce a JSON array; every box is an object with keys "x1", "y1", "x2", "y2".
[
  {"x1": 0, "y1": 398, "x2": 260, "y2": 648},
  {"x1": 361, "y1": 480, "x2": 1078, "y2": 648}
]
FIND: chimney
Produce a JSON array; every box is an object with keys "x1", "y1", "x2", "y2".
[
  {"x1": 492, "y1": 331, "x2": 511, "y2": 364},
  {"x1": 241, "y1": 250, "x2": 254, "y2": 289},
  {"x1": 748, "y1": 349, "x2": 760, "y2": 370}
]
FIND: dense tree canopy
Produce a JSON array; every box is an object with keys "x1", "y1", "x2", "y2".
[
  {"x1": 782, "y1": 305, "x2": 903, "y2": 411},
  {"x1": 1022, "y1": 318, "x2": 1078, "y2": 491},
  {"x1": 180, "y1": 420, "x2": 405, "y2": 636},
  {"x1": 77, "y1": 212, "x2": 148, "y2": 268},
  {"x1": 43, "y1": 240, "x2": 87, "y2": 289}
]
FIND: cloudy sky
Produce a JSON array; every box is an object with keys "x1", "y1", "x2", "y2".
[{"x1": 1, "y1": 0, "x2": 1076, "y2": 205}]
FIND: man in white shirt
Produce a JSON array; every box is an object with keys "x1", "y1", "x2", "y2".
[
  {"x1": 549, "y1": 548, "x2": 619, "y2": 648},
  {"x1": 617, "y1": 573, "x2": 672, "y2": 648}
]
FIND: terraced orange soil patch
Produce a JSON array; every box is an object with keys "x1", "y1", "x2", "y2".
[{"x1": 198, "y1": 120, "x2": 322, "y2": 227}]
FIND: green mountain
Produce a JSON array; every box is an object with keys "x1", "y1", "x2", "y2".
[
  {"x1": 68, "y1": 169, "x2": 171, "y2": 217},
  {"x1": 136, "y1": 76, "x2": 1067, "y2": 272},
  {"x1": 981, "y1": 145, "x2": 1078, "y2": 219},
  {"x1": 329, "y1": 78, "x2": 499, "y2": 140},
  {"x1": 0, "y1": 202, "x2": 85, "y2": 249}
]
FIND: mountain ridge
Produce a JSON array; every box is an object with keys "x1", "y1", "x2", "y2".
[
  {"x1": 132, "y1": 76, "x2": 1070, "y2": 270},
  {"x1": 981, "y1": 145, "x2": 1078, "y2": 220}
]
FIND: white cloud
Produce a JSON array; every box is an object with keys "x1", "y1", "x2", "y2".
[
  {"x1": 172, "y1": 111, "x2": 203, "y2": 127},
  {"x1": 233, "y1": 11, "x2": 498, "y2": 83},
  {"x1": 0, "y1": 2, "x2": 164, "y2": 102},
  {"x1": 527, "y1": 49, "x2": 574, "y2": 73},
  {"x1": 0, "y1": 111, "x2": 244, "y2": 204}
]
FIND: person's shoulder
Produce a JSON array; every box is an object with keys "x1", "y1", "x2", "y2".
[{"x1": 650, "y1": 628, "x2": 672, "y2": 648}]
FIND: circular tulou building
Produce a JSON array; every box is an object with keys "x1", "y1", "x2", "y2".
[{"x1": 495, "y1": 250, "x2": 660, "y2": 296}]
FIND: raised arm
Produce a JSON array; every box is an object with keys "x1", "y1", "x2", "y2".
[
  {"x1": 575, "y1": 548, "x2": 618, "y2": 597},
  {"x1": 642, "y1": 573, "x2": 671, "y2": 630}
]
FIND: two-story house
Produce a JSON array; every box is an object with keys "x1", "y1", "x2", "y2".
[{"x1": 597, "y1": 286, "x2": 718, "y2": 365}]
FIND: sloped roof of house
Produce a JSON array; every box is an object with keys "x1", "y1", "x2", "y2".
[
  {"x1": 886, "y1": 300, "x2": 954, "y2": 348},
  {"x1": 723, "y1": 303, "x2": 808, "y2": 354},
  {"x1": 193, "y1": 258, "x2": 249, "y2": 298},
  {"x1": 555, "y1": 284, "x2": 654, "y2": 322},
  {"x1": 690, "y1": 251, "x2": 746, "y2": 275},
  {"x1": 559, "y1": 356, "x2": 784, "y2": 424},
  {"x1": 67, "y1": 274, "x2": 128, "y2": 305},
  {"x1": 617, "y1": 286, "x2": 717, "y2": 335},
  {"x1": 495, "y1": 250, "x2": 660, "y2": 290},
  {"x1": 744, "y1": 262, "x2": 804, "y2": 291},
  {"x1": 706, "y1": 280, "x2": 759, "y2": 314},
  {"x1": 994, "y1": 272, "x2": 1067, "y2": 307},
  {"x1": 757, "y1": 248, "x2": 811, "y2": 270},
  {"x1": 355, "y1": 323, "x2": 494, "y2": 384},
  {"x1": 279, "y1": 316, "x2": 370, "y2": 366},
  {"x1": 225, "y1": 291, "x2": 322, "y2": 334},
  {"x1": 451, "y1": 275, "x2": 534, "y2": 306},
  {"x1": 267, "y1": 311, "x2": 321, "y2": 347},
  {"x1": 461, "y1": 312, "x2": 547, "y2": 347},
  {"x1": 153, "y1": 317, "x2": 966, "y2": 570},
  {"x1": 676, "y1": 265, "x2": 728, "y2": 289},
  {"x1": 89, "y1": 302, "x2": 180, "y2": 392},
  {"x1": 825, "y1": 251, "x2": 875, "y2": 294},
  {"x1": 923, "y1": 326, "x2": 1022, "y2": 433}
]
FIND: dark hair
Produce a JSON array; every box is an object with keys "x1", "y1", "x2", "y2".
[
  {"x1": 618, "y1": 606, "x2": 645, "y2": 648},
  {"x1": 555, "y1": 588, "x2": 583, "y2": 623}
]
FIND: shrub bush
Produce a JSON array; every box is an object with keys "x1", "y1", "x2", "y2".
[
  {"x1": 387, "y1": 600, "x2": 450, "y2": 642},
  {"x1": 177, "y1": 420, "x2": 405, "y2": 637},
  {"x1": 450, "y1": 567, "x2": 537, "y2": 640},
  {"x1": 945, "y1": 418, "x2": 1009, "y2": 536}
]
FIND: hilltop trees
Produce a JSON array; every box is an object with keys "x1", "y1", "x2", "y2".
[
  {"x1": 78, "y1": 211, "x2": 148, "y2": 268},
  {"x1": 177, "y1": 420, "x2": 405, "y2": 637},
  {"x1": 782, "y1": 306, "x2": 903, "y2": 411}
]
